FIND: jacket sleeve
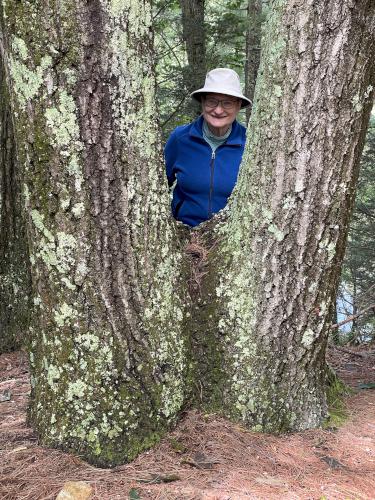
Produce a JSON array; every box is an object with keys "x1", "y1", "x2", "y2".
[{"x1": 164, "y1": 130, "x2": 178, "y2": 187}]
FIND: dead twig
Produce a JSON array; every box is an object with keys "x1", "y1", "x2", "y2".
[{"x1": 331, "y1": 303, "x2": 375, "y2": 329}]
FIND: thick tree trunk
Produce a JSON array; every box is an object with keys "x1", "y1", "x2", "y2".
[
  {"x1": 1, "y1": 0, "x2": 375, "y2": 467},
  {"x1": 179, "y1": 0, "x2": 206, "y2": 117},
  {"x1": 198, "y1": 0, "x2": 375, "y2": 430},
  {"x1": 0, "y1": 32, "x2": 31, "y2": 353},
  {"x1": 245, "y1": 0, "x2": 262, "y2": 121},
  {"x1": 1, "y1": 0, "x2": 190, "y2": 465}
]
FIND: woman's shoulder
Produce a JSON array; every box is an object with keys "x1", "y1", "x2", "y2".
[
  {"x1": 235, "y1": 120, "x2": 247, "y2": 133},
  {"x1": 169, "y1": 120, "x2": 197, "y2": 139},
  {"x1": 231, "y1": 120, "x2": 247, "y2": 144},
  {"x1": 165, "y1": 121, "x2": 193, "y2": 152}
]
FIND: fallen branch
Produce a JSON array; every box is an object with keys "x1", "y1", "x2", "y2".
[{"x1": 331, "y1": 303, "x2": 375, "y2": 330}]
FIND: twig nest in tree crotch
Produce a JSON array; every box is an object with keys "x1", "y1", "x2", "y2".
[{"x1": 56, "y1": 481, "x2": 93, "y2": 500}]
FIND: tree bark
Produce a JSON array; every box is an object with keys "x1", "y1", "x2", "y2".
[
  {"x1": 245, "y1": 0, "x2": 262, "y2": 121},
  {"x1": 179, "y1": 0, "x2": 206, "y2": 117},
  {"x1": 1, "y1": 0, "x2": 190, "y2": 465},
  {"x1": 200, "y1": 0, "x2": 375, "y2": 430},
  {"x1": 1, "y1": 0, "x2": 375, "y2": 466},
  {"x1": 0, "y1": 28, "x2": 31, "y2": 353}
]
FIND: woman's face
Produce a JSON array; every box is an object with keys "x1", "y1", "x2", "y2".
[{"x1": 202, "y1": 93, "x2": 242, "y2": 133}]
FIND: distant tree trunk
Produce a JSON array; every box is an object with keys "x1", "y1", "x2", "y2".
[
  {"x1": 179, "y1": 0, "x2": 206, "y2": 117},
  {"x1": 245, "y1": 0, "x2": 262, "y2": 121},
  {"x1": 349, "y1": 270, "x2": 359, "y2": 343},
  {"x1": 330, "y1": 296, "x2": 339, "y2": 344},
  {"x1": 0, "y1": 36, "x2": 31, "y2": 353},
  {"x1": 1, "y1": 0, "x2": 375, "y2": 466}
]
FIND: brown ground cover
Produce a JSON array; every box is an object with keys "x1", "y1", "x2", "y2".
[{"x1": 0, "y1": 347, "x2": 374, "y2": 500}]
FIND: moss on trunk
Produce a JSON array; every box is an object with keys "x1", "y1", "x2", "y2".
[{"x1": 1, "y1": 0, "x2": 375, "y2": 466}]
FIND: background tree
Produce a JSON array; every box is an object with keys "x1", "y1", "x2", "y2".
[
  {"x1": 338, "y1": 117, "x2": 375, "y2": 343},
  {"x1": 0, "y1": 39, "x2": 31, "y2": 352},
  {"x1": 245, "y1": 0, "x2": 262, "y2": 120},
  {"x1": 1, "y1": 0, "x2": 374, "y2": 467},
  {"x1": 180, "y1": 0, "x2": 206, "y2": 117}
]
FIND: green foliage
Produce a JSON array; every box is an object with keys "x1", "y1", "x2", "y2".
[
  {"x1": 129, "y1": 488, "x2": 140, "y2": 499},
  {"x1": 205, "y1": 0, "x2": 248, "y2": 74},
  {"x1": 153, "y1": 0, "x2": 187, "y2": 137}
]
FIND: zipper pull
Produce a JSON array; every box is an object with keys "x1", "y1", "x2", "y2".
[{"x1": 211, "y1": 151, "x2": 215, "y2": 159}]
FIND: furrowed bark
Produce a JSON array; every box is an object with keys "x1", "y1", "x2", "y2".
[
  {"x1": 2, "y1": 0, "x2": 375, "y2": 467},
  {"x1": 245, "y1": 0, "x2": 262, "y2": 121},
  {"x1": 1, "y1": 0, "x2": 190, "y2": 465},
  {"x1": 179, "y1": 0, "x2": 206, "y2": 117},
  {"x1": 200, "y1": 0, "x2": 375, "y2": 431}
]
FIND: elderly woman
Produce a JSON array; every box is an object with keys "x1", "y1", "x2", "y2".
[{"x1": 165, "y1": 68, "x2": 251, "y2": 227}]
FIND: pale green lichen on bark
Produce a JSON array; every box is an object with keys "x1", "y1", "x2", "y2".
[
  {"x1": 4, "y1": 0, "x2": 191, "y2": 465},
  {"x1": 267, "y1": 223, "x2": 285, "y2": 241},
  {"x1": 352, "y1": 85, "x2": 374, "y2": 112},
  {"x1": 71, "y1": 202, "x2": 85, "y2": 218},
  {"x1": 101, "y1": 0, "x2": 189, "y2": 425},
  {"x1": 44, "y1": 89, "x2": 84, "y2": 192},
  {"x1": 207, "y1": 0, "x2": 295, "y2": 426},
  {"x1": 30, "y1": 209, "x2": 78, "y2": 278},
  {"x1": 45, "y1": 91, "x2": 81, "y2": 148},
  {"x1": 145, "y1": 251, "x2": 187, "y2": 420},
  {"x1": 53, "y1": 302, "x2": 77, "y2": 327},
  {"x1": 37, "y1": 326, "x2": 147, "y2": 460},
  {"x1": 8, "y1": 35, "x2": 53, "y2": 109},
  {"x1": 30, "y1": 210, "x2": 54, "y2": 242}
]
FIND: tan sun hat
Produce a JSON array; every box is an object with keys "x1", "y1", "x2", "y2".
[{"x1": 191, "y1": 68, "x2": 252, "y2": 108}]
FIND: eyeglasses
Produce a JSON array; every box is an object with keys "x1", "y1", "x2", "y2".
[{"x1": 204, "y1": 97, "x2": 240, "y2": 110}]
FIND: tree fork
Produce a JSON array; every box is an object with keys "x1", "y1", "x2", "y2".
[{"x1": 1, "y1": 0, "x2": 375, "y2": 466}]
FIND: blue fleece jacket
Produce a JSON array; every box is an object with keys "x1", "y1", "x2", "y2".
[{"x1": 165, "y1": 115, "x2": 246, "y2": 227}]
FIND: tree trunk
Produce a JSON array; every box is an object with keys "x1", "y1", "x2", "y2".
[
  {"x1": 245, "y1": 0, "x2": 262, "y2": 121},
  {"x1": 179, "y1": 0, "x2": 206, "y2": 117},
  {"x1": 1, "y1": 0, "x2": 375, "y2": 466},
  {"x1": 1, "y1": 0, "x2": 191, "y2": 466},
  {"x1": 0, "y1": 31, "x2": 31, "y2": 353},
  {"x1": 198, "y1": 0, "x2": 375, "y2": 430}
]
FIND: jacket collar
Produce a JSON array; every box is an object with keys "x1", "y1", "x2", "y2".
[{"x1": 190, "y1": 115, "x2": 243, "y2": 146}]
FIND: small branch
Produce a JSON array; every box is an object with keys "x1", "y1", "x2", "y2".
[
  {"x1": 159, "y1": 31, "x2": 184, "y2": 70},
  {"x1": 152, "y1": 0, "x2": 175, "y2": 20},
  {"x1": 331, "y1": 303, "x2": 375, "y2": 329},
  {"x1": 156, "y1": 41, "x2": 185, "y2": 62},
  {"x1": 160, "y1": 92, "x2": 190, "y2": 128},
  {"x1": 356, "y1": 205, "x2": 375, "y2": 219},
  {"x1": 357, "y1": 283, "x2": 375, "y2": 300}
]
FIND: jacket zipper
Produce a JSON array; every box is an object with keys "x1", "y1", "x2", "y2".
[{"x1": 208, "y1": 150, "x2": 215, "y2": 218}]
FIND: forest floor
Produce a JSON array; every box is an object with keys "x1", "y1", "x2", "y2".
[{"x1": 0, "y1": 347, "x2": 375, "y2": 500}]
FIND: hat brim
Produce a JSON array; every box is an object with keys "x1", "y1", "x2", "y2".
[{"x1": 191, "y1": 88, "x2": 252, "y2": 108}]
